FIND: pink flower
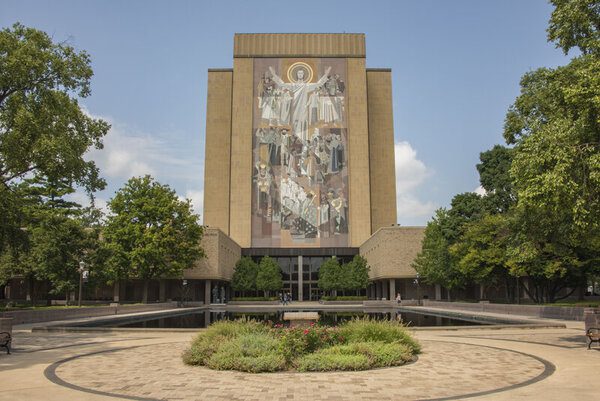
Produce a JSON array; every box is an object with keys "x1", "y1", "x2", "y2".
[{"x1": 303, "y1": 329, "x2": 309, "y2": 335}]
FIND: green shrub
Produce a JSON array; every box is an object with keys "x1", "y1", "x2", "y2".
[
  {"x1": 183, "y1": 317, "x2": 420, "y2": 372},
  {"x1": 183, "y1": 320, "x2": 270, "y2": 366},
  {"x1": 275, "y1": 325, "x2": 346, "y2": 362},
  {"x1": 296, "y1": 352, "x2": 370, "y2": 372},
  {"x1": 320, "y1": 341, "x2": 413, "y2": 367},
  {"x1": 206, "y1": 332, "x2": 286, "y2": 373},
  {"x1": 338, "y1": 319, "x2": 421, "y2": 353},
  {"x1": 321, "y1": 296, "x2": 367, "y2": 301}
]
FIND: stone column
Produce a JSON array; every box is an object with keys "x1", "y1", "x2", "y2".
[
  {"x1": 298, "y1": 255, "x2": 303, "y2": 301},
  {"x1": 435, "y1": 284, "x2": 442, "y2": 301},
  {"x1": 159, "y1": 279, "x2": 166, "y2": 302},
  {"x1": 204, "y1": 280, "x2": 211, "y2": 305},
  {"x1": 389, "y1": 279, "x2": 396, "y2": 301}
]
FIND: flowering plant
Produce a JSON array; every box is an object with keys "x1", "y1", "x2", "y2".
[{"x1": 273, "y1": 324, "x2": 346, "y2": 362}]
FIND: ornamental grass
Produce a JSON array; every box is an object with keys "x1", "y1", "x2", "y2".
[{"x1": 183, "y1": 318, "x2": 420, "y2": 373}]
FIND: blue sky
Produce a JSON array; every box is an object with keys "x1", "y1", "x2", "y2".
[{"x1": 0, "y1": 0, "x2": 572, "y2": 225}]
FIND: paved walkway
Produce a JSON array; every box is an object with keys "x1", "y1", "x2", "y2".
[{"x1": 1, "y1": 316, "x2": 599, "y2": 400}]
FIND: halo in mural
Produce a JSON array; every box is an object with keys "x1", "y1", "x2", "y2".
[{"x1": 287, "y1": 62, "x2": 314, "y2": 83}]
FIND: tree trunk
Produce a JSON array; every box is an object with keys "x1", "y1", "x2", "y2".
[{"x1": 142, "y1": 280, "x2": 149, "y2": 304}]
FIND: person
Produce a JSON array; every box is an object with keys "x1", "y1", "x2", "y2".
[
  {"x1": 395, "y1": 292, "x2": 402, "y2": 304},
  {"x1": 268, "y1": 65, "x2": 331, "y2": 142}
]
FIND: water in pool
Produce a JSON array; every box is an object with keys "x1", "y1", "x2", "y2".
[{"x1": 87, "y1": 309, "x2": 490, "y2": 329}]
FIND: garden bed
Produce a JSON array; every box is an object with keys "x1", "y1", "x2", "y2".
[{"x1": 183, "y1": 319, "x2": 420, "y2": 373}]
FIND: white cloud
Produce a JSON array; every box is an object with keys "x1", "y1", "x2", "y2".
[
  {"x1": 179, "y1": 189, "x2": 204, "y2": 222},
  {"x1": 83, "y1": 109, "x2": 201, "y2": 184},
  {"x1": 473, "y1": 185, "x2": 487, "y2": 196},
  {"x1": 395, "y1": 141, "x2": 436, "y2": 220}
]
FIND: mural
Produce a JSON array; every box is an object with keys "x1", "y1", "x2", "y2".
[{"x1": 251, "y1": 58, "x2": 349, "y2": 247}]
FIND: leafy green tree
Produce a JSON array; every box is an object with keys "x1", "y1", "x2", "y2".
[
  {"x1": 318, "y1": 257, "x2": 342, "y2": 295},
  {"x1": 0, "y1": 23, "x2": 109, "y2": 250},
  {"x1": 477, "y1": 145, "x2": 515, "y2": 213},
  {"x1": 103, "y1": 176, "x2": 204, "y2": 303},
  {"x1": 345, "y1": 255, "x2": 370, "y2": 294},
  {"x1": 231, "y1": 257, "x2": 258, "y2": 295},
  {"x1": 548, "y1": 0, "x2": 600, "y2": 55},
  {"x1": 501, "y1": 0, "x2": 600, "y2": 301},
  {"x1": 256, "y1": 256, "x2": 282, "y2": 297},
  {"x1": 449, "y1": 213, "x2": 514, "y2": 300},
  {"x1": 412, "y1": 209, "x2": 466, "y2": 299}
]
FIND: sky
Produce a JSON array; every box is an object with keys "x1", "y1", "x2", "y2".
[{"x1": 0, "y1": 0, "x2": 573, "y2": 226}]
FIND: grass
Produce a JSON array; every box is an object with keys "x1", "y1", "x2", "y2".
[{"x1": 183, "y1": 318, "x2": 420, "y2": 373}]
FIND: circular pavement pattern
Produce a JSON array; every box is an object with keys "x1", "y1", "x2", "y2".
[{"x1": 48, "y1": 340, "x2": 552, "y2": 401}]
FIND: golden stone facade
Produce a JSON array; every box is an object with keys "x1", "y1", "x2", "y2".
[{"x1": 200, "y1": 33, "x2": 422, "y2": 287}]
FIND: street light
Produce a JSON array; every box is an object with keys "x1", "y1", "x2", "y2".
[
  {"x1": 414, "y1": 273, "x2": 421, "y2": 306},
  {"x1": 78, "y1": 261, "x2": 86, "y2": 307}
]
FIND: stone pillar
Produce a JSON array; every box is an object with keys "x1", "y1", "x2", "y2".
[
  {"x1": 435, "y1": 284, "x2": 442, "y2": 301},
  {"x1": 159, "y1": 279, "x2": 166, "y2": 302},
  {"x1": 389, "y1": 279, "x2": 396, "y2": 301},
  {"x1": 479, "y1": 284, "x2": 485, "y2": 300},
  {"x1": 205, "y1": 280, "x2": 211, "y2": 305},
  {"x1": 298, "y1": 255, "x2": 303, "y2": 301}
]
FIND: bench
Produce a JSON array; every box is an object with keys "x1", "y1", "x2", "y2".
[
  {"x1": 586, "y1": 328, "x2": 600, "y2": 350},
  {"x1": 0, "y1": 332, "x2": 10, "y2": 354}
]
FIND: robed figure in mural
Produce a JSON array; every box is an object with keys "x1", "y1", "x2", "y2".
[{"x1": 268, "y1": 65, "x2": 331, "y2": 143}]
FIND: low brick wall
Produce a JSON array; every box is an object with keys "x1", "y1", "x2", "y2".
[
  {"x1": 0, "y1": 303, "x2": 178, "y2": 325},
  {"x1": 321, "y1": 300, "x2": 364, "y2": 305},
  {"x1": 422, "y1": 300, "x2": 588, "y2": 321}
]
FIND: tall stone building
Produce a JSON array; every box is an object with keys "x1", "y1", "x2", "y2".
[
  {"x1": 198, "y1": 33, "x2": 429, "y2": 302},
  {"x1": 1, "y1": 34, "x2": 433, "y2": 304}
]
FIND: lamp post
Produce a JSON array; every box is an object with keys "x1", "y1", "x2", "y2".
[
  {"x1": 414, "y1": 273, "x2": 421, "y2": 306},
  {"x1": 181, "y1": 279, "x2": 188, "y2": 307},
  {"x1": 78, "y1": 261, "x2": 86, "y2": 307}
]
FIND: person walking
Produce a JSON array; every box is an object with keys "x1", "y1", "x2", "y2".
[{"x1": 395, "y1": 292, "x2": 402, "y2": 304}]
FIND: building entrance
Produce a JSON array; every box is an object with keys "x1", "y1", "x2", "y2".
[{"x1": 246, "y1": 251, "x2": 357, "y2": 301}]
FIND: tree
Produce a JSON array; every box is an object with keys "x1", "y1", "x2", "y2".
[
  {"x1": 502, "y1": 1, "x2": 600, "y2": 301},
  {"x1": 255, "y1": 256, "x2": 282, "y2": 297},
  {"x1": 345, "y1": 255, "x2": 370, "y2": 294},
  {"x1": 103, "y1": 176, "x2": 204, "y2": 303},
  {"x1": 0, "y1": 23, "x2": 109, "y2": 251},
  {"x1": 412, "y1": 209, "x2": 466, "y2": 299},
  {"x1": 476, "y1": 145, "x2": 516, "y2": 213},
  {"x1": 547, "y1": 0, "x2": 600, "y2": 56},
  {"x1": 318, "y1": 257, "x2": 341, "y2": 295},
  {"x1": 231, "y1": 257, "x2": 258, "y2": 295},
  {"x1": 449, "y1": 213, "x2": 515, "y2": 301}
]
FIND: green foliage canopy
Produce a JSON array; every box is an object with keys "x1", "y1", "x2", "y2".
[
  {"x1": 103, "y1": 176, "x2": 204, "y2": 302},
  {"x1": 256, "y1": 256, "x2": 283, "y2": 294}
]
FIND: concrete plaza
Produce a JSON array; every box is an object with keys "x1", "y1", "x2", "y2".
[{"x1": 0, "y1": 309, "x2": 599, "y2": 400}]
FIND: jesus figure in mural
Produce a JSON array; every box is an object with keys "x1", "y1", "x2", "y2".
[{"x1": 269, "y1": 65, "x2": 331, "y2": 143}]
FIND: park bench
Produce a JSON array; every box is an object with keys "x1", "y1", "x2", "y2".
[
  {"x1": 0, "y1": 332, "x2": 11, "y2": 354},
  {"x1": 586, "y1": 328, "x2": 600, "y2": 350}
]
